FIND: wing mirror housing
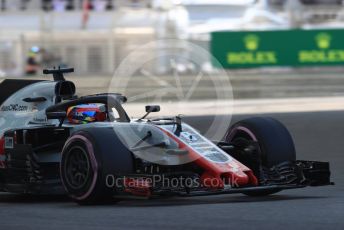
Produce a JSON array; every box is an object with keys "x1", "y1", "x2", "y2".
[
  {"x1": 139, "y1": 105, "x2": 161, "y2": 120},
  {"x1": 145, "y1": 105, "x2": 160, "y2": 113},
  {"x1": 46, "y1": 111, "x2": 67, "y2": 127},
  {"x1": 46, "y1": 111, "x2": 67, "y2": 120}
]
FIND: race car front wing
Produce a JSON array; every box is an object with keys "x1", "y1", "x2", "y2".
[{"x1": 117, "y1": 160, "x2": 332, "y2": 197}]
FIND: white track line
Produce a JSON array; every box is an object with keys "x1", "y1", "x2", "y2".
[{"x1": 123, "y1": 97, "x2": 344, "y2": 117}]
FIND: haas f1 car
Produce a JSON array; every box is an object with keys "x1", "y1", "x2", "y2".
[{"x1": 0, "y1": 68, "x2": 332, "y2": 204}]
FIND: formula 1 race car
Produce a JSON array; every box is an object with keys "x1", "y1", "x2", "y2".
[{"x1": 0, "y1": 68, "x2": 332, "y2": 204}]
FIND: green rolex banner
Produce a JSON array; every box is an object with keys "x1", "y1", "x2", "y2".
[{"x1": 211, "y1": 29, "x2": 344, "y2": 68}]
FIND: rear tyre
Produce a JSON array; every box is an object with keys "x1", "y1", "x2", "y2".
[
  {"x1": 60, "y1": 128, "x2": 134, "y2": 204},
  {"x1": 225, "y1": 117, "x2": 296, "y2": 196}
]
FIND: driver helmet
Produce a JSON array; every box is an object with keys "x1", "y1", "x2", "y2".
[{"x1": 66, "y1": 104, "x2": 106, "y2": 124}]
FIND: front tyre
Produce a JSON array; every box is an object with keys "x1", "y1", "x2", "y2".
[
  {"x1": 225, "y1": 117, "x2": 296, "y2": 196},
  {"x1": 60, "y1": 128, "x2": 134, "y2": 204}
]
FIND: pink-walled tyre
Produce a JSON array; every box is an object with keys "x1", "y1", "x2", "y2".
[
  {"x1": 60, "y1": 128, "x2": 134, "y2": 204},
  {"x1": 226, "y1": 117, "x2": 296, "y2": 196}
]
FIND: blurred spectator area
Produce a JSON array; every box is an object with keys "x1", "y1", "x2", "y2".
[
  {"x1": 1, "y1": 0, "x2": 344, "y2": 76},
  {"x1": 0, "y1": 29, "x2": 156, "y2": 76},
  {"x1": 269, "y1": 0, "x2": 343, "y2": 5},
  {"x1": 268, "y1": 0, "x2": 344, "y2": 23},
  {"x1": 0, "y1": 0, "x2": 156, "y2": 11},
  {"x1": 0, "y1": 1, "x2": 193, "y2": 76}
]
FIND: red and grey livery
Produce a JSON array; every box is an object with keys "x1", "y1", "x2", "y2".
[{"x1": 0, "y1": 68, "x2": 333, "y2": 204}]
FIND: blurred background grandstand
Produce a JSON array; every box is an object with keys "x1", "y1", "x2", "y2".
[{"x1": 1, "y1": 0, "x2": 344, "y2": 100}]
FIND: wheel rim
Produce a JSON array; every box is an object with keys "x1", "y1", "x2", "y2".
[
  {"x1": 227, "y1": 126, "x2": 264, "y2": 177},
  {"x1": 64, "y1": 146, "x2": 91, "y2": 190}
]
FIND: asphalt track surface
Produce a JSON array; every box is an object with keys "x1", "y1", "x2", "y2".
[{"x1": 0, "y1": 111, "x2": 343, "y2": 230}]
